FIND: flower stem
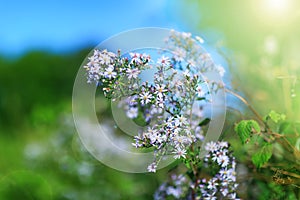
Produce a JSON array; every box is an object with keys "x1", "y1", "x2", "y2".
[{"x1": 225, "y1": 88, "x2": 264, "y2": 124}]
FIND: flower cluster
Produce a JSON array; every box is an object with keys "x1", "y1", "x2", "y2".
[
  {"x1": 134, "y1": 115, "x2": 197, "y2": 172},
  {"x1": 166, "y1": 30, "x2": 225, "y2": 79},
  {"x1": 83, "y1": 49, "x2": 117, "y2": 83},
  {"x1": 154, "y1": 174, "x2": 190, "y2": 200},
  {"x1": 82, "y1": 30, "x2": 240, "y2": 199},
  {"x1": 84, "y1": 50, "x2": 151, "y2": 98},
  {"x1": 199, "y1": 141, "x2": 239, "y2": 199},
  {"x1": 84, "y1": 54, "x2": 209, "y2": 172},
  {"x1": 153, "y1": 141, "x2": 239, "y2": 200},
  {"x1": 83, "y1": 30, "x2": 226, "y2": 173}
]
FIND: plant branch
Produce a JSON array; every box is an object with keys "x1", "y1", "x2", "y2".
[
  {"x1": 270, "y1": 167, "x2": 300, "y2": 179},
  {"x1": 225, "y1": 88, "x2": 264, "y2": 124}
]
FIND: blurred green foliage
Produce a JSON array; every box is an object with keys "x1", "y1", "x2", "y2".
[
  {"x1": 0, "y1": 50, "x2": 163, "y2": 200},
  {"x1": 0, "y1": 51, "x2": 85, "y2": 128},
  {"x1": 188, "y1": 0, "x2": 300, "y2": 120}
]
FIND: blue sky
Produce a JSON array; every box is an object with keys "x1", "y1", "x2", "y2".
[
  {"x1": 0, "y1": 0, "x2": 232, "y2": 105},
  {"x1": 0, "y1": 0, "x2": 199, "y2": 56}
]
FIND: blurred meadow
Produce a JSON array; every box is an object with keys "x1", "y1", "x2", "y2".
[{"x1": 0, "y1": 0, "x2": 300, "y2": 199}]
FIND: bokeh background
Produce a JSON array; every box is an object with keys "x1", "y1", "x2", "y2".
[{"x1": 0, "y1": 0, "x2": 299, "y2": 199}]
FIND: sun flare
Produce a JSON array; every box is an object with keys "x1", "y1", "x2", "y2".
[
  {"x1": 267, "y1": 0, "x2": 290, "y2": 11},
  {"x1": 264, "y1": 0, "x2": 292, "y2": 16}
]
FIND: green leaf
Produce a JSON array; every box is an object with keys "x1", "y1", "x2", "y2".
[
  {"x1": 249, "y1": 120, "x2": 261, "y2": 133},
  {"x1": 251, "y1": 142, "x2": 273, "y2": 168},
  {"x1": 278, "y1": 121, "x2": 291, "y2": 134},
  {"x1": 196, "y1": 97, "x2": 206, "y2": 101},
  {"x1": 234, "y1": 120, "x2": 261, "y2": 144},
  {"x1": 198, "y1": 118, "x2": 210, "y2": 126},
  {"x1": 268, "y1": 110, "x2": 286, "y2": 123}
]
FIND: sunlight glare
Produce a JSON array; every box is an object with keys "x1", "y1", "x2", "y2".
[{"x1": 264, "y1": 0, "x2": 291, "y2": 15}]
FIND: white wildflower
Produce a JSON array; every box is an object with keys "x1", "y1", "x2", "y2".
[
  {"x1": 126, "y1": 68, "x2": 140, "y2": 79},
  {"x1": 216, "y1": 65, "x2": 225, "y2": 77},
  {"x1": 126, "y1": 107, "x2": 138, "y2": 119},
  {"x1": 147, "y1": 162, "x2": 157, "y2": 173},
  {"x1": 130, "y1": 52, "x2": 141, "y2": 64},
  {"x1": 139, "y1": 91, "x2": 153, "y2": 105},
  {"x1": 155, "y1": 84, "x2": 167, "y2": 97},
  {"x1": 157, "y1": 56, "x2": 171, "y2": 67},
  {"x1": 173, "y1": 148, "x2": 187, "y2": 159},
  {"x1": 155, "y1": 95, "x2": 164, "y2": 108},
  {"x1": 196, "y1": 85, "x2": 205, "y2": 97},
  {"x1": 217, "y1": 155, "x2": 230, "y2": 167},
  {"x1": 104, "y1": 66, "x2": 117, "y2": 79},
  {"x1": 196, "y1": 36, "x2": 204, "y2": 44},
  {"x1": 173, "y1": 47, "x2": 186, "y2": 62},
  {"x1": 205, "y1": 141, "x2": 219, "y2": 152}
]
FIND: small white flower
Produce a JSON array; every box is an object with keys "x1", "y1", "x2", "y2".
[
  {"x1": 172, "y1": 126, "x2": 182, "y2": 136},
  {"x1": 139, "y1": 91, "x2": 153, "y2": 105},
  {"x1": 232, "y1": 160, "x2": 236, "y2": 169},
  {"x1": 173, "y1": 148, "x2": 187, "y2": 159},
  {"x1": 87, "y1": 55, "x2": 99, "y2": 67},
  {"x1": 156, "y1": 95, "x2": 164, "y2": 108},
  {"x1": 104, "y1": 66, "x2": 117, "y2": 79},
  {"x1": 132, "y1": 136, "x2": 143, "y2": 148},
  {"x1": 220, "y1": 187, "x2": 229, "y2": 197},
  {"x1": 143, "y1": 127, "x2": 157, "y2": 138},
  {"x1": 175, "y1": 115, "x2": 188, "y2": 126},
  {"x1": 147, "y1": 162, "x2": 157, "y2": 173},
  {"x1": 228, "y1": 192, "x2": 239, "y2": 200},
  {"x1": 166, "y1": 186, "x2": 182, "y2": 198},
  {"x1": 218, "y1": 141, "x2": 228, "y2": 149},
  {"x1": 216, "y1": 65, "x2": 225, "y2": 77},
  {"x1": 126, "y1": 107, "x2": 138, "y2": 119},
  {"x1": 196, "y1": 36, "x2": 204, "y2": 44},
  {"x1": 154, "y1": 73, "x2": 164, "y2": 82},
  {"x1": 205, "y1": 141, "x2": 219, "y2": 152},
  {"x1": 207, "y1": 178, "x2": 218, "y2": 190},
  {"x1": 93, "y1": 49, "x2": 101, "y2": 57},
  {"x1": 172, "y1": 174, "x2": 186, "y2": 186},
  {"x1": 173, "y1": 135, "x2": 188, "y2": 147},
  {"x1": 106, "y1": 50, "x2": 117, "y2": 58},
  {"x1": 217, "y1": 155, "x2": 230, "y2": 167},
  {"x1": 127, "y1": 95, "x2": 138, "y2": 106},
  {"x1": 173, "y1": 47, "x2": 186, "y2": 62},
  {"x1": 150, "y1": 106, "x2": 163, "y2": 115},
  {"x1": 131, "y1": 142, "x2": 142, "y2": 148},
  {"x1": 226, "y1": 168, "x2": 237, "y2": 181},
  {"x1": 141, "y1": 53, "x2": 150, "y2": 60},
  {"x1": 219, "y1": 168, "x2": 230, "y2": 177},
  {"x1": 146, "y1": 128, "x2": 163, "y2": 144},
  {"x1": 149, "y1": 133, "x2": 159, "y2": 144},
  {"x1": 181, "y1": 32, "x2": 191, "y2": 39},
  {"x1": 100, "y1": 54, "x2": 112, "y2": 65},
  {"x1": 220, "y1": 179, "x2": 229, "y2": 187},
  {"x1": 155, "y1": 84, "x2": 167, "y2": 97},
  {"x1": 130, "y1": 52, "x2": 141, "y2": 64},
  {"x1": 157, "y1": 56, "x2": 171, "y2": 67},
  {"x1": 126, "y1": 68, "x2": 140, "y2": 79},
  {"x1": 196, "y1": 85, "x2": 205, "y2": 97},
  {"x1": 166, "y1": 117, "x2": 174, "y2": 128}
]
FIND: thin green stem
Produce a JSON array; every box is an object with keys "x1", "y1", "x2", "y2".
[{"x1": 225, "y1": 88, "x2": 264, "y2": 124}]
